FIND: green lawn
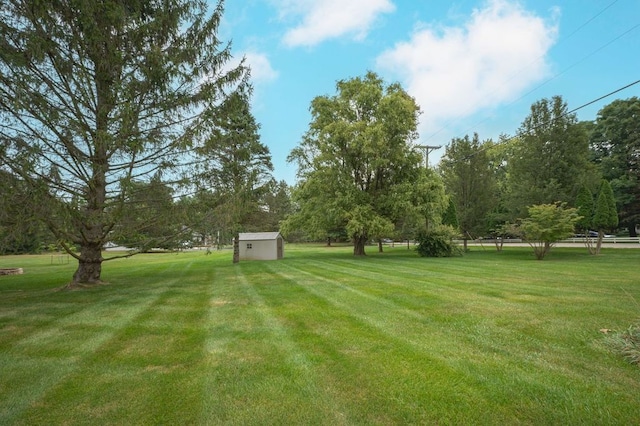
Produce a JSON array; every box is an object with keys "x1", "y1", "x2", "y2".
[{"x1": 1, "y1": 245, "x2": 640, "y2": 425}]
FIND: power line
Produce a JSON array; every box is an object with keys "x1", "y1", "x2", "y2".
[
  {"x1": 423, "y1": 1, "x2": 635, "y2": 146},
  {"x1": 453, "y1": 78, "x2": 640, "y2": 162},
  {"x1": 565, "y1": 79, "x2": 640, "y2": 116}
]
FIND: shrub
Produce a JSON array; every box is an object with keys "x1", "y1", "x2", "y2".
[
  {"x1": 415, "y1": 227, "x2": 462, "y2": 258},
  {"x1": 608, "y1": 325, "x2": 640, "y2": 366}
]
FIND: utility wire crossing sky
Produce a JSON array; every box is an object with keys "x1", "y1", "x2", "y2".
[{"x1": 218, "y1": 0, "x2": 640, "y2": 184}]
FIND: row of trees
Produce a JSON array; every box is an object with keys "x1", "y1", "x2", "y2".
[
  {"x1": 0, "y1": 0, "x2": 293, "y2": 285},
  {"x1": 439, "y1": 96, "x2": 638, "y2": 254},
  {"x1": 1, "y1": 0, "x2": 637, "y2": 284},
  {"x1": 283, "y1": 76, "x2": 637, "y2": 258}
]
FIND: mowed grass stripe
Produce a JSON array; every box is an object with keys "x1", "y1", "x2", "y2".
[
  {"x1": 266, "y1": 262, "x2": 520, "y2": 423},
  {"x1": 310, "y1": 249, "x2": 640, "y2": 330},
  {"x1": 273, "y1": 261, "x2": 477, "y2": 362},
  {"x1": 5, "y1": 258, "x2": 211, "y2": 425},
  {"x1": 1, "y1": 249, "x2": 640, "y2": 424},
  {"x1": 1, "y1": 259, "x2": 186, "y2": 424},
  {"x1": 268, "y1": 254, "x2": 640, "y2": 423},
  {"x1": 200, "y1": 263, "x2": 348, "y2": 425}
]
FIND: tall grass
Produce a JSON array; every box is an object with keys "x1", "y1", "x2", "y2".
[{"x1": 1, "y1": 245, "x2": 639, "y2": 424}]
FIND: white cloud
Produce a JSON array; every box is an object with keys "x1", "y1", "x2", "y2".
[
  {"x1": 376, "y1": 0, "x2": 558, "y2": 136},
  {"x1": 277, "y1": 0, "x2": 395, "y2": 47},
  {"x1": 244, "y1": 51, "x2": 279, "y2": 84}
]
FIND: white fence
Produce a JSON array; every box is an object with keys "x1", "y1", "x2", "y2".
[{"x1": 561, "y1": 236, "x2": 640, "y2": 244}]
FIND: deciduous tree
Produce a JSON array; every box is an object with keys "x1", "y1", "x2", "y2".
[
  {"x1": 439, "y1": 133, "x2": 496, "y2": 250},
  {"x1": 287, "y1": 72, "x2": 428, "y2": 255},
  {"x1": 518, "y1": 203, "x2": 580, "y2": 260}
]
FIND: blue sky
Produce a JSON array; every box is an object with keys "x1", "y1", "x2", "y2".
[{"x1": 217, "y1": 0, "x2": 640, "y2": 185}]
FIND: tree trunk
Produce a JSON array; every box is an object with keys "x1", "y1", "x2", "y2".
[
  {"x1": 71, "y1": 243, "x2": 103, "y2": 285},
  {"x1": 233, "y1": 235, "x2": 239, "y2": 263},
  {"x1": 584, "y1": 231, "x2": 596, "y2": 255},
  {"x1": 463, "y1": 238, "x2": 468, "y2": 252},
  {"x1": 629, "y1": 223, "x2": 637, "y2": 237},
  {"x1": 378, "y1": 240, "x2": 383, "y2": 253},
  {"x1": 353, "y1": 236, "x2": 367, "y2": 256},
  {"x1": 595, "y1": 230, "x2": 604, "y2": 255}
]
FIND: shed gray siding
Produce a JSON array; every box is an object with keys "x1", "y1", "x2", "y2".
[{"x1": 238, "y1": 232, "x2": 284, "y2": 260}]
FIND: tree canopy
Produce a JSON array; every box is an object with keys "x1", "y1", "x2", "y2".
[
  {"x1": 0, "y1": 0, "x2": 247, "y2": 285},
  {"x1": 286, "y1": 71, "x2": 434, "y2": 255},
  {"x1": 439, "y1": 133, "x2": 497, "y2": 248},
  {"x1": 519, "y1": 203, "x2": 581, "y2": 260},
  {"x1": 506, "y1": 96, "x2": 596, "y2": 217},
  {"x1": 193, "y1": 89, "x2": 273, "y2": 245},
  {"x1": 590, "y1": 97, "x2": 640, "y2": 236}
]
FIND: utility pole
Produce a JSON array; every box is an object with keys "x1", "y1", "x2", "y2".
[{"x1": 415, "y1": 145, "x2": 442, "y2": 168}]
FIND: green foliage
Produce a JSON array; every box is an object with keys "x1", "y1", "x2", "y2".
[
  {"x1": 440, "y1": 133, "x2": 496, "y2": 239},
  {"x1": 590, "y1": 97, "x2": 640, "y2": 231},
  {"x1": 0, "y1": 171, "x2": 52, "y2": 254},
  {"x1": 506, "y1": 96, "x2": 596, "y2": 218},
  {"x1": 111, "y1": 176, "x2": 183, "y2": 250},
  {"x1": 191, "y1": 89, "x2": 275, "y2": 243},
  {"x1": 442, "y1": 198, "x2": 459, "y2": 229},
  {"x1": 287, "y1": 71, "x2": 434, "y2": 255},
  {"x1": 575, "y1": 185, "x2": 594, "y2": 231},
  {"x1": 415, "y1": 226, "x2": 462, "y2": 257},
  {"x1": 519, "y1": 202, "x2": 581, "y2": 259},
  {"x1": 0, "y1": 0, "x2": 246, "y2": 284},
  {"x1": 593, "y1": 180, "x2": 619, "y2": 231}
]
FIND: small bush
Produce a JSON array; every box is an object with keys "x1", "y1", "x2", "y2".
[
  {"x1": 415, "y1": 227, "x2": 462, "y2": 258},
  {"x1": 607, "y1": 324, "x2": 640, "y2": 366}
]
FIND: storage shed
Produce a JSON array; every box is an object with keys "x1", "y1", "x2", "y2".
[{"x1": 238, "y1": 232, "x2": 284, "y2": 261}]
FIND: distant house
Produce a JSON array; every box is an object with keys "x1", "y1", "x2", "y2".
[{"x1": 238, "y1": 232, "x2": 284, "y2": 261}]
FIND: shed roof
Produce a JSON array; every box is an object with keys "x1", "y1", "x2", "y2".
[{"x1": 238, "y1": 232, "x2": 282, "y2": 241}]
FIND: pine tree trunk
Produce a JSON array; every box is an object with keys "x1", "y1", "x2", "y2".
[
  {"x1": 70, "y1": 243, "x2": 103, "y2": 286},
  {"x1": 353, "y1": 236, "x2": 367, "y2": 256}
]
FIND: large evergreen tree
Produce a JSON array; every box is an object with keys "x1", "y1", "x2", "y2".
[
  {"x1": 575, "y1": 184, "x2": 596, "y2": 254},
  {"x1": 506, "y1": 96, "x2": 596, "y2": 218},
  {"x1": 194, "y1": 89, "x2": 273, "y2": 244},
  {"x1": 593, "y1": 179, "x2": 618, "y2": 254},
  {"x1": 0, "y1": 0, "x2": 246, "y2": 285},
  {"x1": 590, "y1": 97, "x2": 640, "y2": 236}
]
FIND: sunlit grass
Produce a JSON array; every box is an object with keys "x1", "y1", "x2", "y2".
[{"x1": 1, "y1": 245, "x2": 639, "y2": 424}]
